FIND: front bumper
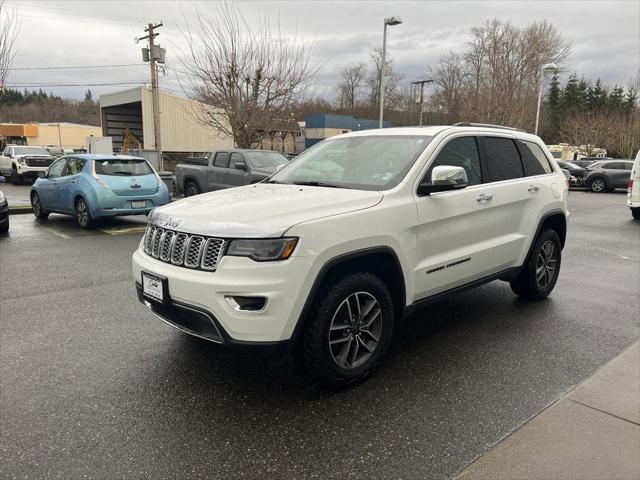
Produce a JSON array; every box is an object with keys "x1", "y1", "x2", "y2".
[
  {"x1": 132, "y1": 249, "x2": 315, "y2": 344},
  {"x1": 15, "y1": 165, "x2": 48, "y2": 176}
]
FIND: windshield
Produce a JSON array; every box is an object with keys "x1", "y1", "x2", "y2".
[
  {"x1": 14, "y1": 146, "x2": 49, "y2": 155},
  {"x1": 269, "y1": 135, "x2": 432, "y2": 190},
  {"x1": 244, "y1": 151, "x2": 288, "y2": 169},
  {"x1": 94, "y1": 159, "x2": 153, "y2": 176},
  {"x1": 565, "y1": 162, "x2": 582, "y2": 169}
]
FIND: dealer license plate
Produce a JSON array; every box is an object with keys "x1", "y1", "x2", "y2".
[
  {"x1": 142, "y1": 272, "x2": 164, "y2": 302},
  {"x1": 132, "y1": 200, "x2": 146, "y2": 209}
]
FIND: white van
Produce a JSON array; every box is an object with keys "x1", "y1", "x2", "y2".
[{"x1": 628, "y1": 150, "x2": 640, "y2": 220}]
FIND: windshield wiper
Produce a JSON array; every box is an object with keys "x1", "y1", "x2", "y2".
[{"x1": 290, "y1": 181, "x2": 346, "y2": 189}]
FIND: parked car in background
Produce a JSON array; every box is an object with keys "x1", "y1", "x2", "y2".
[
  {"x1": 175, "y1": 149, "x2": 289, "y2": 197},
  {"x1": 573, "y1": 157, "x2": 610, "y2": 169},
  {"x1": 0, "y1": 176, "x2": 8, "y2": 233},
  {"x1": 557, "y1": 161, "x2": 587, "y2": 186},
  {"x1": 560, "y1": 168, "x2": 573, "y2": 186},
  {"x1": 0, "y1": 145, "x2": 56, "y2": 184},
  {"x1": 583, "y1": 160, "x2": 634, "y2": 193},
  {"x1": 30, "y1": 154, "x2": 170, "y2": 228},
  {"x1": 628, "y1": 151, "x2": 640, "y2": 220},
  {"x1": 133, "y1": 124, "x2": 568, "y2": 387}
]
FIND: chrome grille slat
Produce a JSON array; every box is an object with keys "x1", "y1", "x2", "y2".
[{"x1": 143, "y1": 225, "x2": 224, "y2": 272}]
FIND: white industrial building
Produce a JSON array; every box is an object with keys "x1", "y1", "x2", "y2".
[{"x1": 99, "y1": 87, "x2": 233, "y2": 169}]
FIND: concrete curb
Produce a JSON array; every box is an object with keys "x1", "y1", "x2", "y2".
[{"x1": 8, "y1": 205, "x2": 33, "y2": 215}]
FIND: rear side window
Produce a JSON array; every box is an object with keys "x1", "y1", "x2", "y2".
[
  {"x1": 482, "y1": 137, "x2": 524, "y2": 182},
  {"x1": 214, "y1": 152, "x2": 230, "y2": 168},
  {"x1": 519, "y1": 141, "x2": 553, "y2": 176},
  {"x1": 66, "y1": 158, "x2": 86, "y2": 175},
  {"x1": 94, "y1": 159, "x2": 152, "y2": 176},
  {"x1": 427, "y1": 136, "x2": 482, "y2": 186}
]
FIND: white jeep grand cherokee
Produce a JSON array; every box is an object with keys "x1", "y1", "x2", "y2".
[{"x1": 133, "y1": 124, "x2": 569, "y2": 387}]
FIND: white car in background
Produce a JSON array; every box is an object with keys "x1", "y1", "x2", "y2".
[
  {"x1": 0, "y1": 145, "x2": 56, "y2": 184},
  {"x1": 628, "y1": 150, "x2": 640, "y2": 220}
]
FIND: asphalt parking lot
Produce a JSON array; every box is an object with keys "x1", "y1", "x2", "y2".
[{"x1": 1, "y1": 190, "x2": 639, "y2": 479}]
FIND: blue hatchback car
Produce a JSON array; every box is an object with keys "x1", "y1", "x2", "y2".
[{"x1": 30, "y1": 154, "x2": 170, "y2": 228}]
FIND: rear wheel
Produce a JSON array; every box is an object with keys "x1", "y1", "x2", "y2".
[
  {"x1": 185, "y1": 181, "x2": 200, "y2": 197},
  {"x1": 297, "y1": 271, "x2": 394, "y2": 388},
  {"x1": 75, "y1": 197, "x2": 96, "y2": 229},
  {"x1": 0, "y1": 217, "x2": 8, "y2": 233},
  {"x1": 510, "y1": 229, "x2": 561, "y2": 300},
  {"x1": 31, "y1": 192, "x2": 49, "y2": 219},
  {"x1": 632, "y1": 208, "x2": 640, "y2": 220},
  {"x1": 589, "y1": 177, "x2": 607, "y2": 193}
]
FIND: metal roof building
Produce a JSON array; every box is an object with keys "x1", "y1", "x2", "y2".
[{"x1": 99, "y1": 87, "x2": 233, "y2": 155}]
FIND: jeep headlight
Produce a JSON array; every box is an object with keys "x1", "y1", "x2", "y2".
[{"x1": 226, "y1": 238, "x2": 298, "y2": 261}]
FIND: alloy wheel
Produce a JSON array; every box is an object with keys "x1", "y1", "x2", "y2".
[
  {"x1": 32, "y1": 194, "x2": 41, "y2": 216},
  {"x1": 328, "y1": 291, "x2": 382, "y2": 369},
  {"x1": 591, "y1": 178, "x2": 605, "y2": 192},
  {"x1": 77, "y1": 199, "x2": 88, "y2": 226},
  {"x1": 536, "y1": 240, "x2": 558, "y2": 289}
]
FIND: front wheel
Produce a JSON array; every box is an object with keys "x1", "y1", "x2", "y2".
[
  {"x1": 297, "y1": 271, "x2": 394, "y2": 388},
  {"x1": 510, "y1": 229, "x2": 561, "y2": 300},
  {"x1": 184, "y1": 181, "x2": 200, "y2": 197},
  {"x1": 31, "y1": 192, "x2": 49, "y2": 219},
  {"x1": 589, "y1": 177, "x2": 607, "y2": 193},
  {"x1": 75, "y1": 197, "x2": 96, "y2": 229}
]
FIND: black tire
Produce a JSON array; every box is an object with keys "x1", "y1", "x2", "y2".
[
  {"x1": 0, "y1": 217, "x2": 8, "y2": 233},
  {"x1": 10, "y1": 168, "x2": 22, "y2": 185},
  {"x1": 589, "y1": 177, "x2": 607, "y2": 193},
  {"x1": 31, "y1": 192, "x2": 49, "y2": 219},
  {"x1": 632, "y1": 208, "x2": 640, "y2": 220},
  {"x1": 185, "y1": 181, "x2": 200, "y2": 197},
  {"x1": 297, "y1": 271, "x2": 394, "y2": 388},
  {"x1": 510, "y1": 229, "x2": 562, "y2": 300},
  {"x1": 75, "y1": 197, "x2": 96, "y2": 229}
]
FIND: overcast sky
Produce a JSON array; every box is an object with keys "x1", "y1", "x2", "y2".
[{"x1": 4, "y1": 0, "x2": 639, "y2": 101}]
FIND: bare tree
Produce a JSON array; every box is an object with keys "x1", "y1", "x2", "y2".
[
  {"x1": 179, "y1": 3, "x2": 316, "y2": 148},
  {"x1": 367, "y1": 48, "x2": 401, "y2": 109},
  {"x1": 335, "y1": 61, "x2": 365, "y2": 111},
  {"x1": 430, "y1": 51, "x2": 469, "y2": 120},
  {"x1": 559, "y1": 112, "x2": 612, "y2": 156},
  {"x1": 0, "y1": 0, "x2": 18, "y2": 90}
]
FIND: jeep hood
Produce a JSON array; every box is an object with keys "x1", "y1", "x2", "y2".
[{"x1": 149, "y1": 183, "x2": 383, "y2": 237}]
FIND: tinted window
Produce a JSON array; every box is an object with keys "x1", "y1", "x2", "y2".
[
  {"x1": 230, "y1": 152, "x2": 245, "y2": 167},
  {"x1": 519, "y1": 141, "x2": 553, "y2": 176},
  {"x1": 214, "y1": 152, "x2": 230, "y2": 168},
  {"x1": 483, "y1": 137, "x2": 524, "y2": 181},
  {"x1": 94, "y1": 159, "x2": 153, "y2": 176},
  {"x1": 245, "y1": 151, "x2": 289, "y2": 169},
  {"x1": 66, "y1": 158, "x2": 86, "y2": 175},
  {"x1": 427, "y1": 136, "x2": 482, "y2": 186},
  {"x1": 48, "y1": 158, "x2": 67, "y2": 178},
  {"x1": 622, "y1": 162, "x2": 633, "y2": 170}
]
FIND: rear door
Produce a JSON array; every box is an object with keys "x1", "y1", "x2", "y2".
[
  {"x1": 413, "y1": 135, "x2": 498, "y2": 299},
  {"x1": 608, "y1": 162, "x2": 632, "y2": 188},
  {"x1": 208, "y1": 152, "x2": 230, "y2": 190},
  {"x1": 226, "y1": 152, "x2": 251, "y2": 187},
  {"x1": 478, "y1": 136, "x2": 553, "y2": 269}
]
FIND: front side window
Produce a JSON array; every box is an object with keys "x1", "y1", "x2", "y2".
[
  {"x1": 94, "y1": 159, "x2": 153, "y2": 176},
  {"x1": 269, "y1": 135, "x2": 433, "y2": 190},
  {"x1": 214, "y1": 152, "x2": 230, "y2": 168},
  {"x1": 48, "y1": 159, "x2": 67, "y2": 178},
  {"x1": 519, "y1": 141, "x2": 553, "y2": 176},
  {"x1": 483, "y1": 137, "x2": 524, "y2": 182},
  {"x1": 425, "y1": 136, "x2": 482, "y2": 186},
  {"x1": 230, "y1": 152, "x2": 246, "y2": 168}
]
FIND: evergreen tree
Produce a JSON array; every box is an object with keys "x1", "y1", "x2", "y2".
[{"x1": 546, "y1": 74, "x2": 562, "y2": 143}]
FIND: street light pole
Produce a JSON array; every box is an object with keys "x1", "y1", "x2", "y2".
[
  {"x1": 378, "y1": 16, "x2": 402, "y2": 129},
  {"x1": 535, "y1": 62, "x2": 557, "y2": 136}
]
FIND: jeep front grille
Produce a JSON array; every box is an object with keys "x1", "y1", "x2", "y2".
[{"x1": 143, "y1": 225, "x2": 225, "y2": 272}]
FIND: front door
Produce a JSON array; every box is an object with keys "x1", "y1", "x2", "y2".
[
  {"x1": 413, "y1": 135, "x2": 497, "y2": 300},
  {"x1": 226, "y1": 152, "x2": 251, "y2": 187},
  {"x1": 39, "y1": 157, "x2": 68, "y2": 210}
]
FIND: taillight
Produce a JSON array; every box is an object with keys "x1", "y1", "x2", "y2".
[{"x1": 628, "y1": 180, "x2": 633, "y2": 192}]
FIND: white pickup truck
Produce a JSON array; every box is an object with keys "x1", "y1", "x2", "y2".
[{"x1": 0, "y1": 145, "x2": 56, "y2": 184}]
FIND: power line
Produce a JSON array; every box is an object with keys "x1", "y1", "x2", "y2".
[
  {"x1": 8, "y1": 64, "x2": 145, "y2": 71},
  {"x1": 5, "y1": 81, "x2": 148, "y2": 88}
]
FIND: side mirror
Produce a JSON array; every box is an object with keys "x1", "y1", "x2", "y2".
[
  {"x1": 417, "y1": 165, "x2": 468, "y2": 196},
  {"x1": 234, "y1": 162, "x2": 247, "y2": 171}
]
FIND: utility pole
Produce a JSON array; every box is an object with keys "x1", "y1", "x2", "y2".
[
  {"x1": 139, "y1": 22, "x2": 164, "y2": 170},
  {"x1": 411, "y1": 79, "x2": 433, "y2": 126}
]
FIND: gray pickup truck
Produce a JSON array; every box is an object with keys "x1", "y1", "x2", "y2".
[{"x1": 175, "y1": 149, "x2": 289, "y2": 196}]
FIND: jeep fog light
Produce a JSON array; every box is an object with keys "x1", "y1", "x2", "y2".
[{"x1": 225, "y1": 296, "x2": 267, "y2": 312}]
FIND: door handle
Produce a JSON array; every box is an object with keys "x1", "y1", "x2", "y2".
[
  {"x1": 476, "y1": 193, "x2": 493, "y2": 202},
  {"x1": 528, "y1": 184, "x2": 540, "y2": 192},
  {"x1": 71, "y1": 179, "x2": 77, "y2": 184}
]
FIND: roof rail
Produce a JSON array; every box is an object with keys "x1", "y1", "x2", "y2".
[{"x1": 453, "y1": 122, "x2": 525, "y2": 132}]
